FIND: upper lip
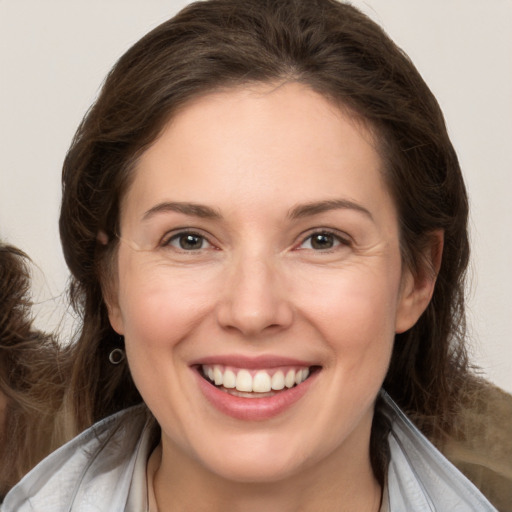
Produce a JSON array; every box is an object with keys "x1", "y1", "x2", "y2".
[{"x1": 190, "y1": 354, "x2": 317, "y2": 369}]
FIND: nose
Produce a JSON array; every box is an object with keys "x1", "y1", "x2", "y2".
[{"x1": 216, "y1": 254, "x2": 293, "y2": 338}]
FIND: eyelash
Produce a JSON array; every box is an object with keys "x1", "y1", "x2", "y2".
[
  {"x1": 161, "y1": 230, "x2": 215, "y2": 251},
  {"x1": 296, "y1": 229, "x2": 352, "y2": 252},
  {"x1": 160, "y1": 228, "x2": 351, "y2": 253}
]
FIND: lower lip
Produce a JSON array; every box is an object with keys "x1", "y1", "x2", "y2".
[{"x1": 194, "y1": 369, "x2": 318, "y2": 421}]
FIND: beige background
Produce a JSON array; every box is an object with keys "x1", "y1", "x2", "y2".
[{"x1": 1, "y1": 0, "x2": 511, "y2": 393}]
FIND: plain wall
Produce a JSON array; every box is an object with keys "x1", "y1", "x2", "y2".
[{"x1": 1, "y1": 0, "x2": 511, "y2": 393}]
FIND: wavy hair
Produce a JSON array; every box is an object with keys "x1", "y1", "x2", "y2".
[
  {"x1": 0, "y1": 244, "x2": 72, "y2": 497},
  {"x1": 59, "y1": 0, "x2": 470, "y2": 482}
]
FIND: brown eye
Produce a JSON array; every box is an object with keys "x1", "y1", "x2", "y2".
[
  {"x1": 299, "y1": 231, "x2": 349, "y2": 251},
  {"x1": 167, "y1": 232, "x2": 208, "y2": 250},
  {"x1": 310, "y1": 233, "x2": 335, "y2": 250}
]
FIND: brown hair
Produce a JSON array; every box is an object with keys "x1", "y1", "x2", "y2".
[
  {"x1": 59, "y1": 0, "x2": 470, "y2": 481},
  {"x1": 0, "y1": 244, "x2": 72, "y2": 497}
]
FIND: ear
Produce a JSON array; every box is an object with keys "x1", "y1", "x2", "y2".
[
  {"x1": 107, "y1": 301, "x2": 125, "y2": 335},
  {"x1": 97, "y1": 230, "x2": 109, "y2": 245},
  {"x1": 104, "y1": 277, "x2": 124, "y2": 335},
  {"x1": 395, "y1": 230, "x2": 444, "y2": 333},
  {"x1": 101, "y1": 271, "x2": 125, "y2": 336},
  {"x1": 97, "y1": 230, "x2": 125, "y2": 334}
]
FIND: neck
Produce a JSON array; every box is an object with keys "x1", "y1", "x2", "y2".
[{"x1": 152, "y1": 428, "x2": 382, "y2": 512}]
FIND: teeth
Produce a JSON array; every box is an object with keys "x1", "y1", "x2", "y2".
[
  {"x1": 253, "y1": 371, "x2": 272, "y2": 393},
  {"x1": 285, "y1": 369, "x2": 296, "y2": 388},
  {"x1": 202, "y1": 365, "x2": 311, "y2": 393},
  {"x1": 271, "y1": 371, "x2": 285, "y2": 391},
  {"x1": 213, "y1": 367, "x2": 223, "y2": 386},
  {"x1": 295, "y1": 368, "x2": 310, "y2": 385},
  {"x1": 223, "y1": 369, "x2": 236, "y2": 389},
  {"x1": 236, "y1": 370, "x2": 252, "y2": 392}
]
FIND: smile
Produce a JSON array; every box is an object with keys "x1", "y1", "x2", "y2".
[
  {"x1": 194, "y1": 361, "x2": 320, "y2": 421},
  {"x1": 201, "y1": 364, "x2": 311, "y2": 396}
]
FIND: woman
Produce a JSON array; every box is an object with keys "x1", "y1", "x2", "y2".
[
  {"x1": 2, "y1": 0, "x2": 498, "y2": 510},
  {"x1": 0, "y1": 243, "x2": 72, "y2": 500}
]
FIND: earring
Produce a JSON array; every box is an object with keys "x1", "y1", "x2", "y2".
[{"x1": 109, "y1": 347, "x2": 125, "y2": 365}]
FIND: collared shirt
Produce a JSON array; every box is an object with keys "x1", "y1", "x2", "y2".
[{"x1": 2, "y1": 394, "x2": 497, "y2": 511}]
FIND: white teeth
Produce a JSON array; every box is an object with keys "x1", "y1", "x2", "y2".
[
  {"x1": 203, "y1": 365, "x2": 311, "y2": 393},
  {"x1": 294, "y1": 368, "x2": 310, "y2": 385},
  {"x1": 271, "y1": 371, "x2": 285, "y2": 391},
  {"x1": 253, "y1": 371, "x2": 272, "y2": 393},
  {"x1": 213, "y1": 366, "x2": 223, "y2": 386},
  {"x1": 223, "y1": 369, "x2": 236, "y2": 389},
  {"x1": 236, "y1": 369, "x2": 253, "y2": 392},
  {"x1": 285, "y1": 369, "x2": 296, "y2": 388}
]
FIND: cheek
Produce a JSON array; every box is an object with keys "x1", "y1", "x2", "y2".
[
  {"x1": 322, "y1": 285, "x2": 396, "y2": 382},
  {"x1": 115, "y1": 260, "x2": 212, "y2": 411},
  {"x1": 284, "y1": 267, "x2": 400, "y2": 455},
  {"x1": 293, "y1": 263, "x2": 402, "y2": 352},
  {"x1": 119, "y1": 276, "x2": 200, "y2": 348},
  {"x1": 115, "y1": 251, "x2": 222, "y2": 354}
]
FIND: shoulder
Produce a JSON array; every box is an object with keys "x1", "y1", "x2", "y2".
[
  {"x1": 382, "y1": 392, "x2": 498, "y2": 511},
  {"x1": 440, "y1": 379, "x2": 512, "y2": 511},
  {"x1": 2, "y1": 404, "x2": 150, "y2": 512}
]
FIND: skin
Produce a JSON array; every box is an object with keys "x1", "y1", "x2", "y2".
[{"x1": 108, "y1": 82, "x2": 438, "y2": 512}]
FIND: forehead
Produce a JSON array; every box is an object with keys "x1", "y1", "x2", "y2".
[{"x1": 121, "y1": 82, "x2": 394, "y2": 224}]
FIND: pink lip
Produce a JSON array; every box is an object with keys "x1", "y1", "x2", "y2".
[
  {"x1": 193, "y1": 366, "x2": 319, "y2": 421},
  {"x1": 190, "y1": 354, "x2": 314, "y2": 369}
]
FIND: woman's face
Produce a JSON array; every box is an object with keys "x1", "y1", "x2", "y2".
[{"x1": 109, "y1": 82, "x2": 430, "y2": 483}]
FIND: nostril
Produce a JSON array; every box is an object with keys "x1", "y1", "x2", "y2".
[
  {"x1": 215, "y1": 265, "x2": 293, "y2": 335},
  {"x1": 216, "y1": 296, "x2": 294, "y2": 337}
]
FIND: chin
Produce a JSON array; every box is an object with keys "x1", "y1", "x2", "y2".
[
  {"x1": 191, "y1": 429, "x2": 320, "y2": 485},
  {"x1": 206, "y1": 454, "x2": 306, "y2": 485}
]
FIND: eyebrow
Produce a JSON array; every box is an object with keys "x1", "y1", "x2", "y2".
[
  {"x1": 288, "y1": 199, "x2": 373, "y2": 220},
  {"x1": 142, "y1": 201, "x2": 222, "y2": 221},
  {"x1": 142, "y1": 199, "x2": 372, "y2": 222}
]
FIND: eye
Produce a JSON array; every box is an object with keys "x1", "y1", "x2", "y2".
[
  {"x1": 299, "y1": 231, "x2": 349, "y2": 251},
  {"x1": 165, "y1": 232, "x2": 212, "y2": 251}
]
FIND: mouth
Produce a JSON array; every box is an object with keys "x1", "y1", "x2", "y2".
[
  {"x1": 191, "y1": 355, "x2": 322, "y2": 420},
  {"x1": 198, "y1": 364, "x2": 320, "y2": 398}
]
